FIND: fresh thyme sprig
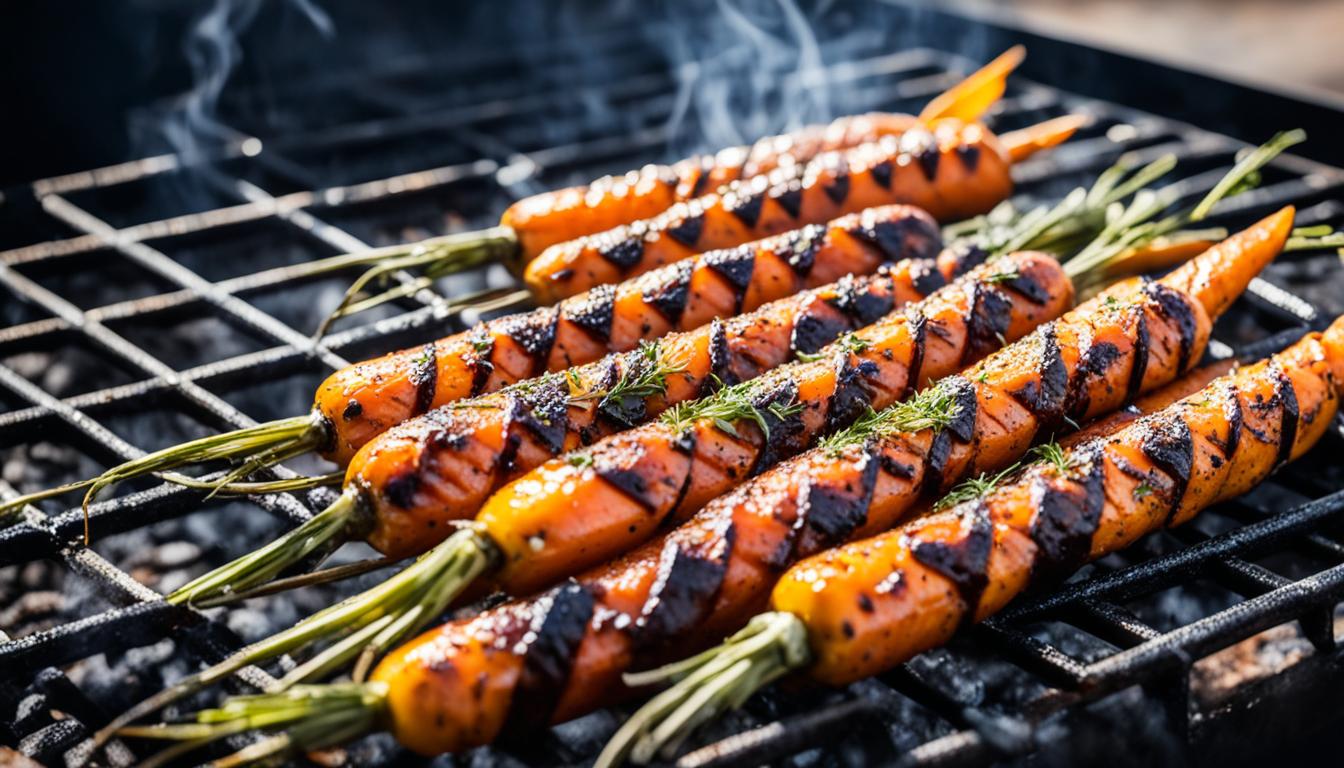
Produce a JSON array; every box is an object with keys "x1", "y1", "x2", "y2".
[
  {"x1": 1033, "y1": 440, "x2": 1076, "y2": 475},
  {"x1": 983, "y1": 269, "x2": 1022, "y2": 284},
  {"x1": 818, "y1": 384, "x2": 962, "y2": 457},
  {"x1": 1063, "y1": 130, "x2": 1306, "y2": 283},
  {"x1": 660, "y1": 377, "x2": 805, "y2": 439},
  {"x1": 568, "y1": 340, "x2": 688, "y2": 409},
  {"x1": 796, "y1": 332, "x2": 872, "y2": 362},
  {"x1": 933, "y1": 460, "x2": 1024, "y2": 512}
]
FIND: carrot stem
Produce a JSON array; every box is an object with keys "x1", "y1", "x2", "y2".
[
  {"x1": 311, "y1": 226, "x2": 520, "y2": 341},
  {"x1": 596, "y1": 612, "x2": 810, "y2": 768}
]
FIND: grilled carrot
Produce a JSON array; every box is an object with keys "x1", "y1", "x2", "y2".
[
  {"x1": 106, "y1": 208, "x2": 1301, "y2": 767},
  {"x1": 504, "y1": 46, "x2": 1024, "y2": 259},
  {"x1": 524, "y1": 116, "x2": 1081, "y2": 303},
  {"x1": 578, "y1": 317, "x2": 1344, "y2": 767}
]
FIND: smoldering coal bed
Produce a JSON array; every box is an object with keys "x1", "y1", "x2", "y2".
[{"x1": 4, "y1": 2, "x2": 1344, "y2": 767}]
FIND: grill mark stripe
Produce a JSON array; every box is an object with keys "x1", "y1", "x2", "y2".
[
  {"x1": 664, "y1": 211, "x2": 706, "y2": 248},
  {"x1": 1140, "y1": 411, "x2": 1195, "y2": 523},
  {"x1": 703, "y1": 247, "x2": 756, "y2": 313},
  {"x1": 825, "y1": 355, "x2": 879, "y2": 435},
  {"x1": 468, "y1": 334, "x2": 496, "y2": 397},
  {"x1": 783, "y1": 226, "x2": 823, "y2": 276},
  {"x1": 500, "y1": 306, "x2": 560, "y2": 375},
  {"x1": 706, "y1": 319, "x2": 735, "y2": 392},
  {"x1": 1028, "y1": 446, "x2": 1105, "y2": 581},
  {"x1": 903, "y1": 310, "x2": 928, "y2": 401},
  {"x1": 822, "y1": 167, "x2": 850, "y2": 204},
  {"x1": 1127, "y1": 309, "x2": 1151, "y2": 403},
  {"x1": 911, "y1": 499, "x2": 993, "y2": 618},
  {"x1": 598, "y1": 235, "x2": 645, "y2": 271},
  {"x1": 1223, "y1": 384, "x2": 1243, "y2": 459},
  {"x1": 562, "y1": 283, "x2": 616, "y2": 342},
  {"x1": 1274, "y1": 364, "x2": 1300, "y2": 467},
  {"x1": 1143, "y1": 283, "x2": 1198, "y2": 372},
  {"x1": 641, "y1": 260, "x2": 693, "y2": 325},
  {"x1": 788, "y1": 451, "x2": 880, "y2": 561},
  {"x1": 497, "y1": 581, "x2": 595, "y2": 738},
  {"x1": 956, "y1": 143, "x2": 981, "y2": 173},
  {"x1": 748, "y1": 379, "x2": 807, "y2": 476},
  {"x1": 630, "y1": 516, "x2": 736, "y2": 653},
  {"x1": 1008, "y1": 325, "x2": 1068, "y2": 423},
  {"x1": 962, "y1": 284, "x2": 1013, "y2": 366},
  {"x1": 410, "y1": 343, "x2": 439, "y2": 416}
]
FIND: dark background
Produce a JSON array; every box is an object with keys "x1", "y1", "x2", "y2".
[{"x1": 3, "y1": 0, "x2": 1343, "y2": 191}]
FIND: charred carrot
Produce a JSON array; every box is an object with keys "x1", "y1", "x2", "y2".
[
  {"x1": 115, "y1": 210, "x2": 1305, "y2": 765},
  {"x1": 593, "y1": 315, "x2": 1344, "y2": 766},
  {"x1": 523, "y1": 115, "x2": 1081, "y2": 303}
]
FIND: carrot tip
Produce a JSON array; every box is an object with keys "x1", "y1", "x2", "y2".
[{"x1": 1002, "y1": 114, "x2": 1090, "y2": 162}]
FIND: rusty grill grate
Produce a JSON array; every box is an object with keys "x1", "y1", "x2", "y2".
[{"x1": 3, "y1": 25, "x2": 1344, "y2": 768}]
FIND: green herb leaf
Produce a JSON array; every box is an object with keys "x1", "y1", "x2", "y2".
[{"x1": 818, "y1": 383, "x2": 963, "y2": 457}]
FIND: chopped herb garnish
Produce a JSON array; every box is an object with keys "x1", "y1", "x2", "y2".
[
  {"x1": 1033, "y1": 440, "x2": 1075, "y2": 475},
  {"x1": 568, "y1": 453, "x2": 594, "y2": 469},
  {"x1": 661, "y1": 377, "x2": 804, "y2": 440},
  {"x1": 1133, "y1": 481, "x2": 1154, "y2": 499},
  {"x1": 934, "y1": 460, "x2": 1023, "y2": 512},
  {"x1": 569, "y1": 340, "x2": 687, "y2": 409},
  {"x1": 818, "y1": 384, "x2": 962, "y2": 457},
  {"x1": 796, "y1": 332, "x2": 871, "y2": 363},
  {"x1": 984, "y1": 269, "x2": 1021, "y2": 284}
]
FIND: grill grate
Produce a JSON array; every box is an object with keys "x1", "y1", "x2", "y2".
[{"x1": 3, "y1": 30, "x2": 1344, "y2": 768}]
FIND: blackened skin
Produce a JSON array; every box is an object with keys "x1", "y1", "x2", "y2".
[
  {"x1": 1028, "y1": 446, "x2": 1105, "y2": 582},
  {"x1": 726, "y1": 189, "x2": 765, "y2": 228},
  {"x1": 500, "y1": 306, "x2": 560, "y2": 367},
  {"x1": 823, "y1": 171, "x2": 850, "y2": 205},
  {"x1": 792, "y1": 452, "x2": 879, "y2": 553},
  {"x1": 1139, "y1": 410, "x2": 1195, "y2": 523},
  {"x1": 703, "y1": 247, "x2": 757, "y2": 312},
  {"x1": 664, "y1": 212, "x2": 706, "y2": 249},
  {"x1": 641, "y1": 260, "x2": 693, "y2": 325},
  {"x1": 496, "y1": 581, "x2": 596, "y2": 738},
  {"x1": 1008, "y1": 325, "x2": 1068, "y2": 425},
  {"x1": 910, "y1": 500, "x2": 994, "y2": 617},
  {"x1": 598, "y1": 237, "x2": 646, "y2": 270},
  {"x1": 775, "y1": 183, "x2": 804, "y2": 219},
  {"x1": 507, "y1": 377, "x2": 570, "y2": 455},
  {"x1": 961, "y1": 283, "x2": 1013, "y2": 365},
  {"x1": 409, "y1": 343, "x2": 439, "y2": 417},
  {"x1": 631, "y1": 517, "x2": 736, "y2": 654},
  {"x1": 564, "y1": 283, "x2": 616, "y2": 342},
  {"x1": 1127, "y1": 312, "x2": 1151, "y2": 404},
  {"x1": 1273, "y1": 365, "x2": 1300, "y2": 467},
  {"x1": 467, "y1": 333, "x2": 496, "y2": 396},
  {"x1": 1143, "y1": 282, "x2": 1198, "y2": 373},
  {"x1": 855, "y1": 215, "x2": 943, "y2": 264}
]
